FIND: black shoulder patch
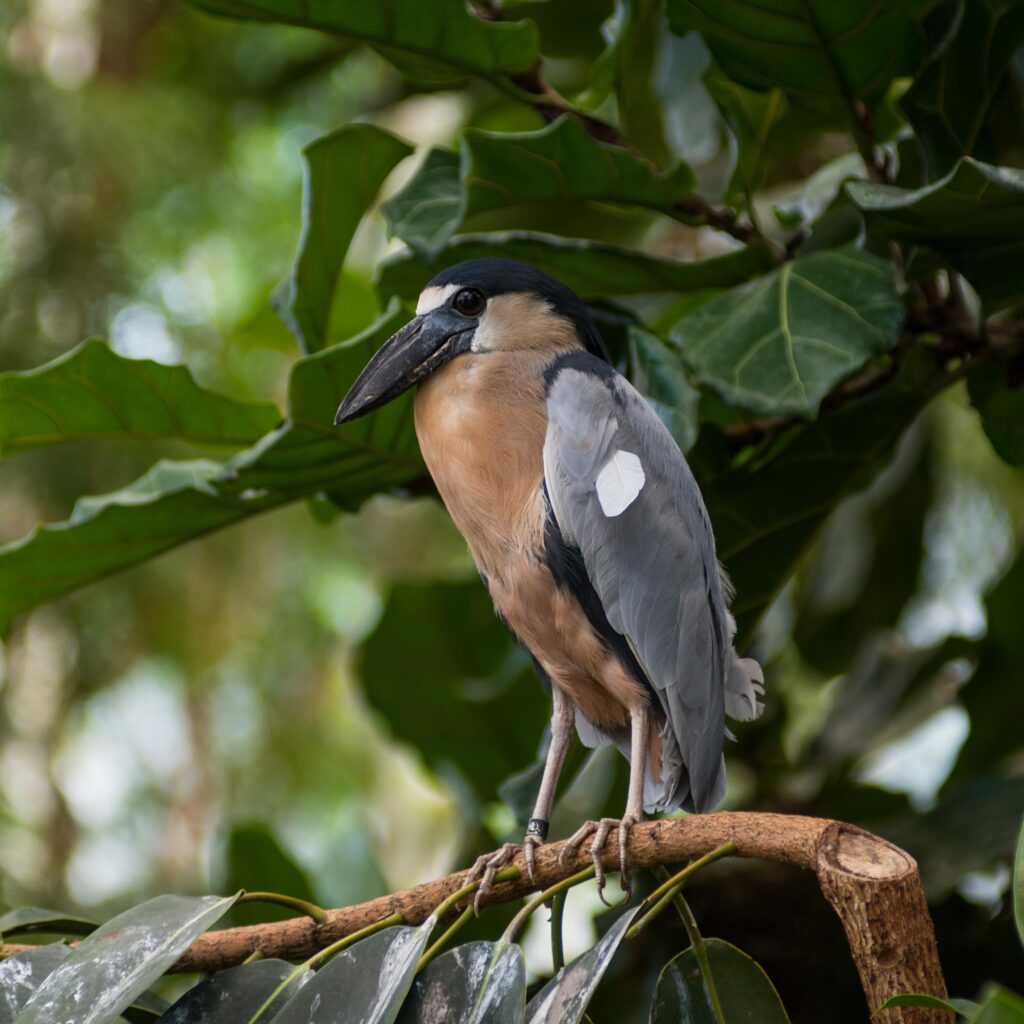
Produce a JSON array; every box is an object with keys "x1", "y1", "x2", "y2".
[
  {"x1": 542, "y1": 349, "x2": 617, "y2": 393},
  {"x1": 541, "y1": 488, "x2": 654, "y2": 700}
]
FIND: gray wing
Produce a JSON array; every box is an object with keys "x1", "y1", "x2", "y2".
[{"x1": 543, "y1": 359, "x2": 760, "y2": 813}]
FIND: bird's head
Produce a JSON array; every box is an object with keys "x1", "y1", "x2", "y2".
[{"x1": 334, "y1": 258, "x2": 609, "y2": 424}]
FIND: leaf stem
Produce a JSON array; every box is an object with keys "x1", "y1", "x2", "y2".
[
  {"x1": 307, "y1": 912, "x2": 405, "y2": 971},
  {"x1": 432, "y1": 865, "x2": 520, "y2": 922},
  {"x1": 550, "y1": 890, "x2": 566, "y2": 972},
  {"x1": 418, "y1": 906, "x2": 474, "y2": 972},
  {"x1": 236, "y1": 891, "x2": 327, "y2": 923},
  {"x1": 625, "y1": 842, "x2": 735, "y2": 941},
  {"x1": 503, "y1": 865, "x2": 596, "y2": 943}
]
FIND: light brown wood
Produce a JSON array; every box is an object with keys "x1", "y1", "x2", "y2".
[{"x1": 3, "y1": 813, "x2": 950, "y2": 1022}]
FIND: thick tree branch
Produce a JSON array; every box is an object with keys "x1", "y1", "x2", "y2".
[{"x1": 2, "y1": 815, "x2": 949, "y2": 1023}]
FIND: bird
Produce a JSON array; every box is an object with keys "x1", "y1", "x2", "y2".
[{"x1": 335, "y1": 258, "x2": 763, "y2": 900}]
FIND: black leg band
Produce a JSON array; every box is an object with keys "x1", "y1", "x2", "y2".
[{"x1": 526, "y1": 818, "x2": 549, "y2": 841}]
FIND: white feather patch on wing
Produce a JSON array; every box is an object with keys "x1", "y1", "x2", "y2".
[{"x1": 595, "y1": 449, "x2": 646, "y2": 517}]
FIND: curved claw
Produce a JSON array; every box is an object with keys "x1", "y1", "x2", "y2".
[
  {"x1": 558, "y1": 816, "x2": 637, "y2": 904},
  {"x1": 466, "y1": 842, "x2": 519, "y2": 914},
  {"x1": 523, "y1": 834, "x2": 543, "y2": 885}
]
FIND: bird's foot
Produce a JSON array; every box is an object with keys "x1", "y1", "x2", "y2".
[
  {"x1": 464, "y1": 827, "x2": 545, "y2": 913},
  {"x1": 558, "y1": 815, "x2": 637, "y2": 904}
]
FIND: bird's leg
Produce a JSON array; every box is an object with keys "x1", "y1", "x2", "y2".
[
  {"x1": 465, "y1": 686, "x2": 575, "y2": 908},
  {"x1": 559, "y1": 703, "x2": 648, "y2": 903}
]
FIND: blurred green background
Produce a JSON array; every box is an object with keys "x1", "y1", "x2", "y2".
[{"x1": 1, "y1": 1, "x2": 1023, "y2": 1019}]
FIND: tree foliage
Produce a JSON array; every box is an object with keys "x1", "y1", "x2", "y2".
[{"x1": 1, "y1": 0, "x2": 1024, "y2": 1020}]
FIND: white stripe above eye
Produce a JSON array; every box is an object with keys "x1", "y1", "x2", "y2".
[
  {"x1": 595, "y1": 449, "x2": 645, "y2": 517},
  {"x1": 416, "y1": 284, "x2": 460, "y2": 316}
]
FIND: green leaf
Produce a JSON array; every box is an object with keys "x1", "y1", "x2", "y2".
[
  {"x1": 704, "y1": 69, "x2": 789, "y2": 208},
  {"x1": 846, "y1": 158, "x2": 1024, "y2": 310},
  {"x1": 1, "y1": 946, "x2": 72, "y2": 1023},
  {"x1": 670, "y1": 247, "x2": 903, "y2": 417},
  {"x1": 651, "y1": 937, "x2": 790, "y2": 1023},
  {"x1": 189, "y1": 0, "x2": 539, "y2": 82},
  {"x1": 875, "y1": 993, "x2": 978, "y2": 1016},
  {"x1": 378, "y1": 232, "x2": 776, "y2": 301},
  {"x1": 628, "y1": 327, "x2": 700, "y2": 453},
  {"x1": 273, "y1": 126, "x2": 412, "y2": 353},
  {"x1": 159, "y1": 960, "x2": 311, "y2": 1023},
  {"x1": 971, "y1": 986, "x2": 1024, "y2": 1024},
  {"x1": 772, "y1": 152, "x2": 866, "y2": 231},
  {"x1": 381, "y1": 149, "x2": 462, "y2": 256},
  {"x1": 0, "y1": 907, "x2": 97, "y2": 939},
  {"x1": 0, "y1": 339, "x2": 280, "y2": 456},
  {"x1": 901, "y1": 0, "x2": 1024, "y2": 176},
  {"x1": 667, "y1": 0, "x2": 924, "y2": 118},
  {"x1": 13, "y1": 893, "x2": 237, "y2": 1024},
  {"x1": 269, "y1": 923, "x2": 432, "y2": 1024},
  {"x1": 358, "y1": 580, "x2": 547, "y2": 802},
  {"x1": 967, "y1": 357, "x2": 1024, "y2": 468},
  {"x1": 526, "y1": 908, "x2": 639, "y2": 1024},
  {"x1": 384, "y1": 117, "x2": 695, "y2": 256},
  {"x1": 0, "y1": 306, "x2": 423, "y2": 633},
  {"x1": 396, "y1": 941, "x2": 526, "y2": 1024},
  {"x1": 0, "y1": 459, "x2": 280, "y2": 635},
  {"x1": 462, "y1": 116, "x2": 695, "y2": 221},
  {"x1": 225, "y1": 302, "x2": 422, "y2": 501},
  {"x1": 696, "y1": 348, "x2": 939, "y2": 644},
  {"x1": 1015, "y1": 815, "x2": 1024, "y2": 952}
]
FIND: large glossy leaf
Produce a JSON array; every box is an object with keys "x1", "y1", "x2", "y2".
[
  {"x1": 223, "y1": 302, "x2": 422, "y2": 502},
  {"x1": 704, "y1": 70, "x2": 789, "y2": 209},
  {"x1": 0, "y1": 459, "x2": 281, "y2": 635},
  {"x1": 358, "y1": 579, "x2": 546, "y2": 801},
  {"x1": 268, "y1": 923, "x2": 432, "y2": 1024},
  {"x1": 13, "y1": 893, "x2": 237, "y2": 1024},
  {"x1": 189, "y1": 0, "x2": 538, "y2": 81},
  {"x1": 273, "y1": 126, "x2": 412, "y2": 353},
  {"x1": 670, "y1": 247, "x2": 903, "y2": 417},
  {"x1": 901, "y1": 0, "x2": 1024, "y2": 176},
  {"x1": 158, "y1": 960, "x2": 311, "y2": 1023},
  {"x1": 870, "y1": 993, "x2": 979, "y2": 1017},
  {"x1": 0, "y1": 339, "x2": 280, "y2": 455},
  {"x1": 525, "y1": 907, "x2": 639, "y2": 1024},
  {"x1": 847, "y1": 159, "x2": 1024, "y2": 309},
  {"x1": 0, "y1": 907, "x2": 97, "y2": 939},
  {"x1": 650, "y1": 937, "x2": 790, "y2": 1023},
  {"x1": 396, "y1": 941, "x2": 526, "y2": 1024},
  {"x1": 383, "y1": 118, "x2": 695, "y2": 256},
  {"x1": 667, "y1": 0, "x2": 923, "y2": 117},
  {"x1": 967, "y1": 358, "x2": 1024, "y2": 468},
  {"x1": 970, "y1": 986, "x2": 1024, "y2": 1024},
  {"x1": 378, "y1": 232, "x2": 776, "y2": 302},
  {"x1": 696, "y1": 349, "x2": 939, "y2": 644},
  {"x1": 463, "y1": 116, "x2": 695, "y2": 221},
  {"x1": 381, "y1": 149, "x2": 462, "y2": 256},
  {"x1": 0, "y1": 307, "x2": 422, "y2": 633},
  {"x1": 0, "y1": 946, "x2": 71, "y2": 1024}
]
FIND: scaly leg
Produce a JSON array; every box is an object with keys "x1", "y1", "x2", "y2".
[
  {"x1": 559, "y1": 703, "x2": 648, "y2": 902},
  {"x1": 466, "y1": 686, "x2": 576, "y2": 907}
]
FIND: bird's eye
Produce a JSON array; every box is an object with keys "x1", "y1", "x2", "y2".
[{"x1": 452, "y1": 288, "x2": 485, "y2": 317}]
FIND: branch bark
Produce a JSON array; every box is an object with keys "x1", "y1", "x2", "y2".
[{"x1": 3, "y1": 814, "x2": 949, "y2": 1022}]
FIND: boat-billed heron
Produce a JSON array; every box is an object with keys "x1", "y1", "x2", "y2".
[{"x1": 336, "y1": 258, "x2": 763, "y2": 898}]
